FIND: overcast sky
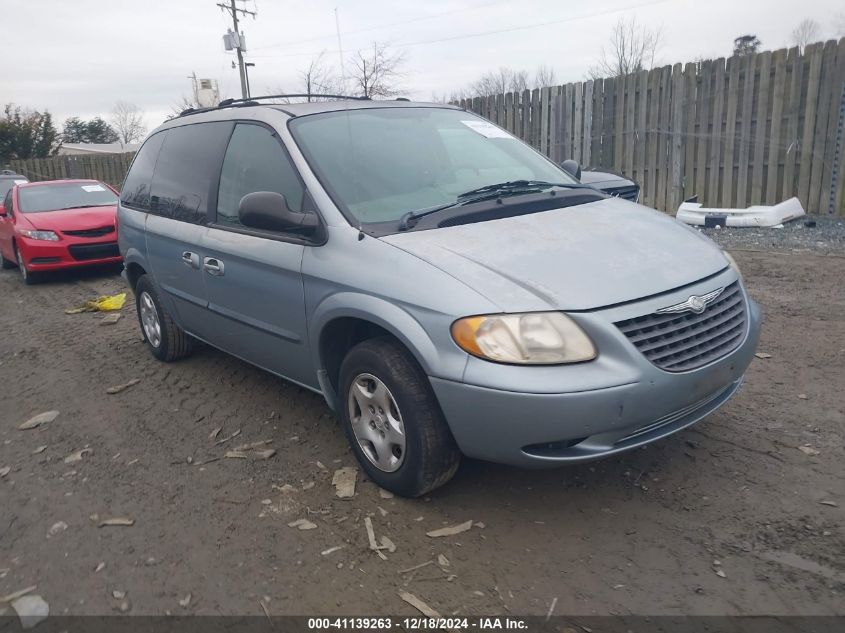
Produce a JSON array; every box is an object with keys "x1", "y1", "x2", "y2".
[{"x1": 3, "y1": 0, "x2": 843, "y2": 132}]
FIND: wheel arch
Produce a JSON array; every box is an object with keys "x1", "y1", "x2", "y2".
[
  {"x1": 125, "y1": 261, "x2": 147, "y2": 291},
  {"x1": 312, "y1": 294, "x2": 441, "y2": 411},
  {"x1": 121, "y1": 248, "x2": 148, "y2": 292}
]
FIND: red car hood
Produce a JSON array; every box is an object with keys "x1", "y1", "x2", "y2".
[{"x1": 20, "y1": 205, "x2": 117, "y2": 232}]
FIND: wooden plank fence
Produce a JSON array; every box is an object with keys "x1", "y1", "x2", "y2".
[
  {"x1": 458, "y1": 38, "x2": 845, "y2": 215},
  {"x1": 5, "y1": 152, "x2": 136, "y2": 189}
]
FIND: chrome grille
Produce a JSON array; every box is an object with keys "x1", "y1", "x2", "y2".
[
  {"x1": 603, "y1": 184, "x2": 640, "y2": 201},
  {"x1": 615, "y1": 282, "x2": 746, "y2": 372}
]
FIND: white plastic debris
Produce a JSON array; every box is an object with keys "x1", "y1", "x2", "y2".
[
  {"x1": 18, "y1": 411, "x2": 59, "y2": 430},
  {"x1": 47, "y1": 521, "x2": 68, "y2": 538},
  {"x1": 11, "y1": 594, "x2": 49, "y2": 629},
  {"x1": 426, "y1": 520, "x2": 474, "y2": 538},
  {"x1": 398, "y1": 591, "x2": 442, "y2": 618},
  {"x1": 64, "y1": 448, "x2": 92, "y2": 464},
  {"x1": 676, "y1": 197, "x2": 805, "y2": 228},
  {"x1": 332, "y1": 467, "x2": 357, "y2": 499}
]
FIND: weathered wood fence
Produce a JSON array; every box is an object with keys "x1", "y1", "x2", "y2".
[
  {"x1": 458, "y1": 39, "x2": 845, "y2": 215},
  {"x1": 5, "y1": 152, "x2": 136, "y2": 188}
]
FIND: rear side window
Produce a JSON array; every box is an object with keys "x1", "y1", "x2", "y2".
[
  {"x1": 149, "y1": 122, "x2": 232, "y2": 225},
  {"x1": 216, "y1": 123, "x2": 304, "y2": 227},
  {"x1": 120, "y1": 132, "x2": 165, "y2": 211}
]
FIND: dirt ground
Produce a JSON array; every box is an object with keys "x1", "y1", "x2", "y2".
[{"x1": 0, "y1": 250, "x2": 842, "y2": 618}]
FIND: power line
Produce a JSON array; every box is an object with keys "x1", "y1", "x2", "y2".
[
  {"x1": 250, "y1": 0, "x2": 509, "y2": 51},
  {"x1": 246, "y1": 0, "x2": 671, "y2": 61}
]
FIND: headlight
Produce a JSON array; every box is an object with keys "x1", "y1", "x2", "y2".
[
  {"x1": 18, "y1": 229, "x2": 59, "y2": 241},
  {"x1": 451, "y1": 312, "x2": 596, "y2": 365},
  {"x1": 724, "y1": 251, "x2": 742, "y2": 278}
]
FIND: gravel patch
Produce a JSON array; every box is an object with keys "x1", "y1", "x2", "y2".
[{"x1": 697, "y1": 215, "x2": 845, "y2": 255}]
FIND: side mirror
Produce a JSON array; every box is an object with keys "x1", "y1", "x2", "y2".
[
  {"x1": 0, "y1": 204, "x2": 6, "y2": 217},
  {"x1": 238, "y1": 192, "x2": 319, "y2": 234},
  {"x1": 560, "y1": 159, "x2": 581, "y2": 181}
]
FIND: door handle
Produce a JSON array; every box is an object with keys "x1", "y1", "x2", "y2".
[
  {"x1": 181, "y1": 251, "x2": 200, "y2": 269},
  {"x1": 203, "y1": 257, "x2": 225, "y2": 276}
]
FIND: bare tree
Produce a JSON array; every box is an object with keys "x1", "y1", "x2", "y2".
[
  {"x1": 111, "y1": 101, "x2": 147, "y2": 146},
  {"x1": 300, "y1": 52, "x2": 343, "y2": 100},
  {"x1": 167, "y1": 96, "x2": 198, "y2": 120},
  {"x1": 588, "y1": 16, "x2": 662, "y2": 79},
  {"x1": 350, "y1": 42, "x2": 406, "y2": 99},
  {"x1": 469, "y1": 67, "x2": 530, "y2": 97},
  {"x1": 534, "y1": 65, "x2": 557, "y2": 88},
  {"x1": 792, "y1": 19, "x2": 821, "y2": 53}
]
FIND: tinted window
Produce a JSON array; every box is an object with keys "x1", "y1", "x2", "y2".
[
  {"x1": 150, "y1": 122, "x2": 232, "y2": 224},
  {"x1": 19, "y1": 182, "x2": 118, "y2": 213},
  {"x1": 120, "y1": 132, "x2": 165, "y2": 211},
  {"x1": 216, "y1": 123, "x2": 304, "y2": 227},
  {"x1": 3, "y1": 190, "x2": 11, "y2": 213}
]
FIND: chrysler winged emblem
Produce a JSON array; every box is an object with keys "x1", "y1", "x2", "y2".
[{"x1": 656, "y1": 287, "x2": 724, "y2": 315}]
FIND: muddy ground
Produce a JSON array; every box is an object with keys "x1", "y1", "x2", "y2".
[{"x1": 0, "y1": 250, "x2": 842, "y2": 618}]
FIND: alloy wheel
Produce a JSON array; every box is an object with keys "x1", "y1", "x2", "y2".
[
  {"x1": 347, "y1": 373, "x2": 407, "y2": 472},
  {"x1": 15, "y1": 246, "x2": 27, "y2": 282},
  {"x1": 139, "y1": 291, "x2": 162, "y2": 348}
]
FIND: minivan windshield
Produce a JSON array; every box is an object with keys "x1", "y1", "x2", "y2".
[
  {"x1": 289, "y1": 107, "x2": 577, "y2": 225},
  {"x1": 18, "y1": 181, "x2": 118, "y2": 213}
]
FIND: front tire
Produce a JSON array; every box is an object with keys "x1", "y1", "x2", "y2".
[
  {"x1": 16, "y1": 246, "x2": 40, "y2": 285},
  {"x1": 339, "y1": 337, "x2": 460, "y2": 497},
  {"x1": 134, "y1": 274, "x2": 193, "y2": 362}
]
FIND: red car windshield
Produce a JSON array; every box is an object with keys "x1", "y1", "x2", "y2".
[{"x1": 18, "y1": 182, "x2": 118, "y2": 213}]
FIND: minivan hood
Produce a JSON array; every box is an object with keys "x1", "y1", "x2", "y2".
[{"x1": 382, "y1": 197, "x2": 728, "y2": 312}]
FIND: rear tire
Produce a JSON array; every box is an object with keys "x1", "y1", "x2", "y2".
[
  {"x1": 16, "y1": 246, "x2": 40, "y2": 285},
  {"x1": 0, "y1": 248, "x2": 14, "y2": 269},
  {"x1": 134, "y1": 274, "x2": 193, "y2": 362},
  {"x1": 338, "y1": 337, "x2": 461, "y2": 497}
]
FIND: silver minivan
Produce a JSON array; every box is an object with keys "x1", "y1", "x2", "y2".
[{"x1": 118, "y1": 98, "x2": 761, "y2": 496}]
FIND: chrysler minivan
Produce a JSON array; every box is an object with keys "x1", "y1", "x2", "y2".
[{"x1": 118, "y1": 98, "x2": 761, "y2": 496}]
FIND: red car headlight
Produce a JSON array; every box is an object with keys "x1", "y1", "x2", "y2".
[{"x1": 18, "y1": 229, "x2": 59, "y2": 241}]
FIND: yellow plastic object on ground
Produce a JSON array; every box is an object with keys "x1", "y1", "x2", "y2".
[{"x1": 65, "y1": 292, "x2": 127, "y2": 314}]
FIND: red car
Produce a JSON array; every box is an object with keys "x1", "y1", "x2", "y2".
[{"x1": 0, "y1": 179, "x2": 122, "y2": 284}]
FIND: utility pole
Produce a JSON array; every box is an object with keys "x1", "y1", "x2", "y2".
[
  {"x1": 217, "y1": 0, "x2": 256, "y2": 99},
  {"x1": 244, "y1": 62, "x2": 255, "y2": 99}
]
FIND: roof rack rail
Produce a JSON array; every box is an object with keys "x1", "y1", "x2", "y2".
[
  {"x1": 178, "y1": 93, "x2": 370, "y2": 117},
  {"x1": 221, "y1": 94, "x2": 370, "y2": 106}
]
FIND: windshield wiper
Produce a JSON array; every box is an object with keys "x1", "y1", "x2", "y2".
[
  {"x1": 63, "y1": 203, "x2": 115, "y2": 210},
  {"x1": 397, "y1": 181, "x2": 596, "y2": 231},
  {"x1": 457, "y1": 180, "x2": 593, "y2": 200},
  {"x1": 398, "y1": 201, "x2": 462, "y2": 231}
]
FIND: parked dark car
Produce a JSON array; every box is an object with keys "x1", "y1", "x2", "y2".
[
  {"x1": 0, "y1": 170, "x2": 29, "y2": 201},
  {"x1": 560, "y1": 160, "x2": 640, "y2": 202}
]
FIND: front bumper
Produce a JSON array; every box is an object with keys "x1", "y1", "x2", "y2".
[
  {"x1": 19, "y1": 237, "x2": 122, "y2": 271},
  {"x1": 430, "y1": 273, "x2": 762, "y2": 467}
]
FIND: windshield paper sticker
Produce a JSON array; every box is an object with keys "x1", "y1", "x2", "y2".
[
  {"x1": 14, "y1": 179, "x2": 27, "y2": 185},
  {"x1": 461, "y1": 120, "x2": 514, "y2": 139},
  {"x1": 81, "y1": 184, "x2": 106, "y2": 192}
]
